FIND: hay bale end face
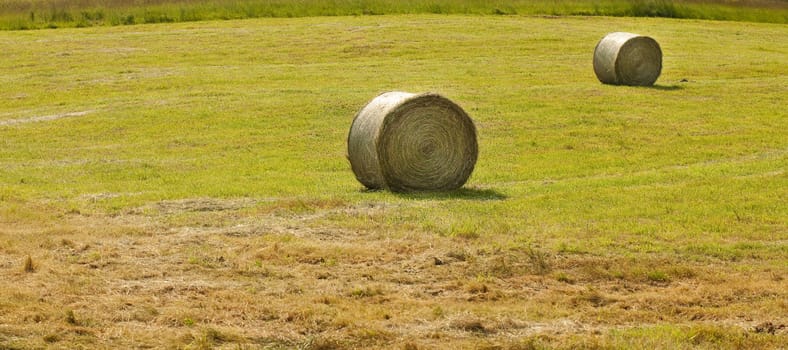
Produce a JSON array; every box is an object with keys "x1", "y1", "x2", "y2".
[
  {"x1": 347, "y1": 92, "x2": 478, "y2": 193},
  {"x1": 594, "y1": 32, "x2": 662, "y2": 86}
]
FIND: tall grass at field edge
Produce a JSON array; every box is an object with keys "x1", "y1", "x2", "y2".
[{"x1": 0, "y1": 0, "x2": 786, "y2": 30}]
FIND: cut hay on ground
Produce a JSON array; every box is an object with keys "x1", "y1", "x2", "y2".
[{"x1": 347, "y1": 91, "x2": 478, "y2": 192}]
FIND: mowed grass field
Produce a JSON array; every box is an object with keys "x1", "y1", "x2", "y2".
[{"x1": 0, "y1": 12, "x2": 786, "y2": 349}]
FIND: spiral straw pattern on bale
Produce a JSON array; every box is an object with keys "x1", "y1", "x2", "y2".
[
  {"x1": 593, "y1": 32, "x2": 662, "y2": 86},
  {"x1": 347, "y1": 91, "x2": 478, "y2": 193}
]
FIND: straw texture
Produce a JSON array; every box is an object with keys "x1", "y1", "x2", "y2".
[
  {"x1": 347, "y1": 91, "x2": 478, "y2": 192},
  {"x1": 594, "y1": 32, "x2": 662, "y2": 86}
]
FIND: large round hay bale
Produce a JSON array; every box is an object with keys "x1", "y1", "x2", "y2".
[
  {"x1": 347, "y1": 91, "x2": 478, "y2": 193},
  {"x1": 593, "y1": 32, "x2": 662, "y2": 86}
]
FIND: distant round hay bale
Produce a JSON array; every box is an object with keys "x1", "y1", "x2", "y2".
[
  {"x1": 593, "y1": 32, "x2": 662, "y2": 86},
  {"x1": 347, "y1": 91, "x2": 478, "y2": 192}
]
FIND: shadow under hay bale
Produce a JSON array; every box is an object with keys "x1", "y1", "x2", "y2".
[
  {"x1": 347, "y1": 91, "x2": 478, "y2": 193},
  {"x1": 394, "y1": 187, "x2": 506, "y2": 201},
  {"x1": 594, "y1": 32, "x2": 662, "y2": 86}
]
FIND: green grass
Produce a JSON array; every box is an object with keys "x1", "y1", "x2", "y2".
[
  {"x1": 0, "y1": 0, "x2": 786, "y2": 30},
  {"x1": 0, "y1": 12, "x2": 786, "y2": 349},
  {"x1": 1, "y1": 10, "x2": 785, "y2": 265}
]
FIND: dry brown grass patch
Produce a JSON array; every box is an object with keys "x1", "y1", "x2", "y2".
[{"x1": 0, "y1": 198, "x2": 785, "y2": 348}]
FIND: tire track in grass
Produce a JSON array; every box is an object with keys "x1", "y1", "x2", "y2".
[
  {"x1": 0, "y1": 110, "x2": 94, "y2": 127},
  {"x1": 487, "y1": 147, "x2": 788, "y2": 188}
]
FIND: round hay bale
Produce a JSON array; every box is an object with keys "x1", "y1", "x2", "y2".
[
  {"x1": 347, "y1": 91, "x2": 478, "y2": 193},
  {"x1": 593, "y1": 32, "x2": 662, "y2": 86}
]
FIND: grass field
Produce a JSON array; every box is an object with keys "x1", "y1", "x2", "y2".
[
  {"x1": 1, "y1": 0, "x2": 787, "y2": 30},
  {"x1": 0, "y1": 10, "x2": 787, "y2": 350}
]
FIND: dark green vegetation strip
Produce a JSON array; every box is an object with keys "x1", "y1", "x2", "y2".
[{"x1": 1, "y1": 0, "x2": 787, "y2": 30}]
